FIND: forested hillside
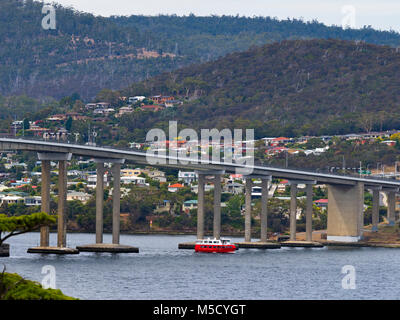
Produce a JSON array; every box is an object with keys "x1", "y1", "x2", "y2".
[
  {"x1": 3, "y1": 0, "x2": 400, "y2": 100},
  {"x1": 121, "y1": 39, "x2": 400, "y2": 138}
]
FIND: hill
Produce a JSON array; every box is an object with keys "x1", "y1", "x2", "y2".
[
  {"x1": 121, "y1": 39, "x2": 400, "y2": 139},
  {"x1": 3, "y1": 0, "x2": 400, "y2": 100}
]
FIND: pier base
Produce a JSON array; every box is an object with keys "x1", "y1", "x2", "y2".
[
  {"x1": 76, "y1": 243, "x2": 139, "y2": 253},
  {"x1": 234, "y1": 242, "x2": 281, "y2": 249},
  {"x1": 281, "y1": 241, "x2": 324, "y2": 248},
  {"x1": 27, "y1": 246, "x2": 79, "y2": 255}
]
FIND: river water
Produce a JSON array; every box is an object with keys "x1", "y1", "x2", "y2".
[{"x1": 0, "y1": 232, "x2": 399, "y2": 300}]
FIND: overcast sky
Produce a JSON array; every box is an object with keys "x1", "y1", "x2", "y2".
[{"x1": 52, "y1": 0, "x2": 400, "y2": 32}]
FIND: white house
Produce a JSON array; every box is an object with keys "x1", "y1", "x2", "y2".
[{"x1": 178, "y1": 171, "x2": 198, "y2": 185}]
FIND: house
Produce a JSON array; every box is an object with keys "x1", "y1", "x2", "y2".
[
  {"x1": 168, "y1": 183, "x2": 185, "y2": 192},
  {"x1": 191, "y1": 183, "x2": 214, "y2": 194},
  {"x1": 116, "y1": 106, "x2": 134, "y2": 118},
  {"x1": 47, "y1": 114, "x2": 68, "y2": 121},
  {"x1": 150, "y1": 95, "x2": 175, "y2": 104},
  {"x1": 178, "y1": 171, "x2": 198, "y2": 185},
  {"x1": 155, "y1": 200, "x2": 172, "y2": 213},
  {"x1": 183, "y1": 200, "x2": 198, "y2": 213},
  {"x1": 24, "y1": 196, "x2": 42, "y2": 206},
  {"x1": 128, "y1": 96, "x2": 146, "y2": 104},
  {"x1": 67, "y1": 191, "x2": 91, "y2": 203},
  {"x1": 121, "y1": 176, "x2": 146, "y2": 185},
  {"x1": 0, "y1": 196, "x2": 24, "y2": 205},
  {"x1": 224, "y1": 181, "x2": 244, "y2": 194},
  {"x1": 121, "y1": 168, "x2": 142, "y2": 177},
  {"x1": 314, "y1": 199, "x2": 328, "y2": 210},
  {"x1": 277, "y1": 180, "x2": 289, "y2": 193},
  {"x1": 381, "y1": 140, "x2": 396, "y2": 147}
]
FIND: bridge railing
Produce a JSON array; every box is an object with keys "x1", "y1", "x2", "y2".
[{"x1": 1, "y1": 135, "x2": 398, "y2": 184}]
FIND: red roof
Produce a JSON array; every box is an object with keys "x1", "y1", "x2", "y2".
[
  {"x1": 272, "y1": 137, "x2": 290, "y2": 141},
  {"x1": 314, "y1": 199, "x2": 328, "y2": 204},
  {"x1": 168, "y1": 183, "x2": 184, "y2": 188}
]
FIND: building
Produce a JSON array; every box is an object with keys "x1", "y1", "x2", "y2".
[
  {"x1": 67, "y1": 191, "x2": 91, "y2": 203},
  {"x1": 183, "y1": 200, "x2": 198, "y2": 213},
  {"x1": 168, "y1": 183, "x2": 185, "y2": 192},
  {"x1": 121, "y1": 168, "x2": 142, "y2": 177},
  {"x1": 121, "y1": 176, "x2": 146, "y2": 185},
  {"x1": 24, "y1": 196, "x2": 42, "y2": 206},
  {"x1": 150, "y1": 95, "x2": 175, "y2": 104},
  {"x1": 128, "y1": 96, "x2": 146, "y2": 104},
  {"x1": 178, "y1": 171, "x2": 198, "y2": 185},
  {"x1": 116, "y1": 106, "x2": 134, "y2": 118},
  {"x1": 314, "y1": 199, "x2": 328, "y2": 210}
]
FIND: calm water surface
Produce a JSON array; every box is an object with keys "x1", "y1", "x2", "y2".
[{"x1": 0, "y1": 232, "x2": 399, "y2": 300}]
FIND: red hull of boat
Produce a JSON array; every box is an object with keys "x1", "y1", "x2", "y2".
[{"x1": 195, "y1": 244, "x2": 236, "y2": 253}]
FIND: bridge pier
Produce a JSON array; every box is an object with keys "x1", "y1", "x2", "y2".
[
  {"x1": 77, "y1": 158, "x2": 139, "y2": 253},
  {"x1": 213, "y1": 174, "x2": 222, "y2": 240},
  {"x1": 327, "y1": 182, "x2": 364, "y2": 242},
  {"x1": 260, "y1": 177, "x2": 270, "y2": 242},
  {"x1": 366, "y1": 186, "x2": 381, "y2": 232},
  {"x1": 385, "y1": 189, "x2": 397, "y2": 226},
  {"x1": 96, "y1": 162, "x2": 105, "y2": 244},
  {"x1": 40, "y1": 159, "x2": 51, "y2": 247},
  {"x1": 196, "y1": 174, "x2": 205, "y2": 240},
  {"x1": 289, "y1": 182, "x2": 298, "y2": 241},
  {"x1": 244, "y1": 177, "x2": 253, "y2": 242},
  {"x1": 28, "y1": 153, "x2": 79, "y2": 255}
]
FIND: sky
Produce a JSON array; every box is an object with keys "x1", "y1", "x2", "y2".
[{"x1": 50, "y1": 0, "x2": 400, "y2": 32}]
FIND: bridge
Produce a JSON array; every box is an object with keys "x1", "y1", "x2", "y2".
[{"x1": 1, "y1": 138, "x2": 399, "y2": 253}]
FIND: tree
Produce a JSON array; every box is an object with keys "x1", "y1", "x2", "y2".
[
  {"x1": 23, "y1": 118, "x2": 30, "y2": 130},
  {"x1": 0, "y1": 267, "x2": 76, "y2": 300},
  {"x1": 0, "y1": 212, "x2": 56, "y2": 246},
  {"x1": 65, "y1": 116, "x2": 73, "y2": 131}
]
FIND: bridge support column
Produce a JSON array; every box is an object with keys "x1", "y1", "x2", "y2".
[
  {"x1": 28, "y1": 152, "x2": 78, "y2": 254},
  {"x1": 77, "y1": 158, "x2": 138, "y2": 253},
  {"x1": 327, "y1": 182, "x2": 364, "y2": 242},
  {"x1": 96, "y1": 162, "x2": 105, "y2": 244},
  {"x1": 289, "y1": 183, "x2": 298, "y2": 241},
  {"x1": 368, "y1": 186, "x2": 381, "y2": 232},
  {"x1": 387, "y1": 191, "x2": 396, "y2": 226},
  {"x1": 213, "y1": 174, "x2": 222, "y2": 240},
  {"x1": 197, "y1": 174, "x2": 205, "y2": 240},
  {"x1": 57, "y1": 160, "x2": 68, "y2": 248},
  {"x1": 40, "y1": 160, "x2": 51, "y2": 247},
  {"x1": 305, "y1": 183, "x2": 313, "y2": 242},
  {"x1": 260, "y1": 178, "x2": 270, "y2": 242},
  {"x1": 112, "y1": 162, "x2": 121, "y2": 245},
  {"x1": 245, "y1": 178, "x2": 253, "y2": 242}
]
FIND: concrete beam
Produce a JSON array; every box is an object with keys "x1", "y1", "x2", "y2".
[
  {"x1": 57, "y1": 160, "x2": 68, "y2": 248},
  {"x1": 327, "y1": 182, "x2": 364, "y2": 242},
  {"x1": 93, "y1": 158, "x2": 125, "y2": 164},
  {"x1": 38, "y1": 152, "x2": 72, "y2": 161},
  {"x1": 372, "y1": 188, "x2": 379, "y2": 232},
  {"x1": 197, "y1": 174, "x2": 205, "y2": 240},
  {"x1": 213, "y1": 174, "x2": 222, "y2": 240},
  {"x1": 245, "y1": 178, "x2": 252, "y2": 242},
  {"x1": 305, "y1": 183, "x2": 313, "y2": 241},
  {"x1": 40, "y1": 160, "x2": 51, "y2": 247},
  {"x1": 288, "y1": 180, "x2": 317, "y2": 185},
  {"x1": 387, "y1": 191, "x2": 396, "y2": 226},
  {"x1": 112, "y1": 163, "x2": 121, "y2": 245},
  {"x1": 260, "y1": 178, "x2": 269, "y2": 242},
  {"x1": 96, "y1": 163, "x2": 105, "y2": 244},
  {"x1": 290, "y1": 184, "x2": 298, "y2": 241}
]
